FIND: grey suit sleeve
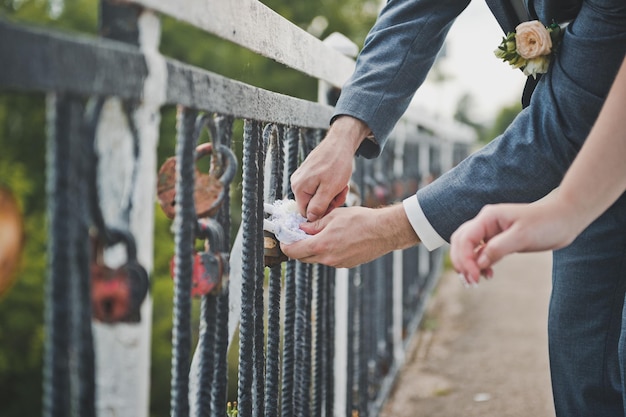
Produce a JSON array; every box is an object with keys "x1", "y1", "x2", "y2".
[
  {"x1": 333, "y1": 0, "x2": 472, "y2": 158},
  {"x1": 417, "y1": 103, "x2": 582, "y2": 242}
]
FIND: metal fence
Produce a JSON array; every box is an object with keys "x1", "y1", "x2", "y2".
[{"x1": 0, "y1": 0, "x2": 475, "y2": 416}]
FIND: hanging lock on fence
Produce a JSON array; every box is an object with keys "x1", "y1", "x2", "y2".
[
  {"x1": 157, "y1": 142, "x2": 237, "y2": 219},
  {"x1": 264, "y1": 231, "x2": 288, "y2": 267},
  {"x1": 170, "y1": 218, "x2": 229, "y2": 297},
  {"x1": 91, "y1": 229, "x2": 150, "y2": 323},
  {"x1": 169, "y1": 251, "x2": 228, "y2": 298},
  {"x1": 0, "y1": 186, "x2": 24, "y2": 298}
]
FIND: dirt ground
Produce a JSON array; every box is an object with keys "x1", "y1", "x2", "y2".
[{"x1": 380, "y1": 251, "x2": 555, "y2": 417}]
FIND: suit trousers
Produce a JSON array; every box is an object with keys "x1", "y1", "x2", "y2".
[{"x1": 417, "y1": 1, "x2": 626, "y2": 415}]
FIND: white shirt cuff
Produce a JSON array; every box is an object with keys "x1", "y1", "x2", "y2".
[{"x1": 402, "y1": 195, "x2": 447, "y2": 251}]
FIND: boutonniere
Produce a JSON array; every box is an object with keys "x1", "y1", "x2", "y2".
[{"x1": 494, "y1": 20, "x2": 565, "y2": 79}]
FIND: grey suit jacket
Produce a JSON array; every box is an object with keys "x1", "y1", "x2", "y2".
[{"x1": 333, "y1": 0, "x2": 626, "y2": 241}]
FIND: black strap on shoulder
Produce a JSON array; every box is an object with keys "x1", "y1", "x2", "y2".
[{"x1": 485, "y1": 0, "x2": 522, "y2": 34}]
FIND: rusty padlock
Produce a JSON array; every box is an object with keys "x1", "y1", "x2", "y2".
[
  {"x1": 157, "y1": 142, "x2": 237, "y2": 219},
  {"x1": 91, "y1": 229, "x2": 149, "y2": 323},
  {"x1": 170, "y1": 217, "x2": 229, "y2": 297}
]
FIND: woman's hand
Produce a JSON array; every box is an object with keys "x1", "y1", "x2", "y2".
[{"x1": 450, "y1": 198, "x2": 581, "y2": 284}]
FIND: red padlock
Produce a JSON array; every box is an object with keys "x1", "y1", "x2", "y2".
[
  {"x1": 90, "y1": 231, "x2": 149, "y2": 323},
  {"x1": 91, "y1": 264, "x2": 131, "y2": 323},
  {"x1": 170, "y1": 252, "x2": 223, "y2": 298}
]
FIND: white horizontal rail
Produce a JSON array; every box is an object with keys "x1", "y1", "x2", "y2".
[{"x1": 125, "y1": 0, "x2": 356, "y2": 89}]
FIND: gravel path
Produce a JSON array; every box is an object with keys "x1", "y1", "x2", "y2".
[{"x1": 381, "y1": 251, "x2": 555, "y2": 417}]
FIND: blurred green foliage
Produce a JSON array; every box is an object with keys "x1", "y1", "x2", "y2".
[
  {"x1": 454, "y1": 92, "x2": 522, "y2": 145},
  {"x1": 0, "y1": 0, "x2": 378, "y2": 416},
  {"x1": 481, "y1": 100, "x2": 522, "y2": 143}
]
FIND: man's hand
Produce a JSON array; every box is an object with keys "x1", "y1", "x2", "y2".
[
  {"x1": 280, "y1": 204, "x2": 419, "y2": 268},
  {"x1": 290, "y1": 116, "x2": 371, "y2": 221}
]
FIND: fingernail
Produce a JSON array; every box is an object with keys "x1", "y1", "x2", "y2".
[
  {"x1": 477, "y1": 254, "x2": 489, "y2": 269},
  {"x1": 307, "y1": 212, "x2": 318, "y2": 222}
]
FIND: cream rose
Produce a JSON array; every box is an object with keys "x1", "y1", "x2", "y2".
[{"x1": 515, "y1": 21, "x2": 552, "y2": 59}]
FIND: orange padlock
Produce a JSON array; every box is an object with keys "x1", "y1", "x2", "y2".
[
  {"x1": 157, "y1": 143, "x2": 237, "y2": 219},
  {"x1": 0, "y1": 186, "x2": 24, "y2": 298}
]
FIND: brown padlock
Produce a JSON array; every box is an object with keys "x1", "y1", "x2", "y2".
[{"x1": 157, "y1": 143, "x2": 237, "y2": 219}]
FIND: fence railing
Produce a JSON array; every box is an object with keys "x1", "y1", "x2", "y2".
[{"x1": 0, "y1": 1, "x2": 475, "y2": 416}]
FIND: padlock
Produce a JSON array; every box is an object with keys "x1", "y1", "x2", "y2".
[
  {"x1": 195, "y1": 217, "x2": 229, "y2": 292},
  {"x1": 157, "y1": 142, "x2": 237, "y2": 219},
  {"x1": 264, "y1": 231, "x2": 288, "y2": 267},
  {"x1": 91, "y1": 229, "x2": 149, "y2": 323},
  {"x1": 170, "y1": 217, "x2": 229, "y2": 297},
  {"x1": 91, "y1": 263, "x2": 131, "y2": 323},
  {"x1": 169, "y1": 250, "x2": 228, "y2": 297},
  {"x1": 0, "y1": 186, "x2": 24, "y2": 298}
]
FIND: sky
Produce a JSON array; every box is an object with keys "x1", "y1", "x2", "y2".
[{"x1": 411, "y1": 0, "x2": 528, "y2": 123}]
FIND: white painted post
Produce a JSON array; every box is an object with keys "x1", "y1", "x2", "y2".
[
  {"x1": 316, "y1": 32, "x2": 359, "y2": 417},
  {"x1": 392, "y1": 120, "x2": 407, "y2": 363},
  {"x1": 93, "y1": 11, "x2": 166, "y2": 417}
]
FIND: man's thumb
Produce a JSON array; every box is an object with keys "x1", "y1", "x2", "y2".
[{"x1": 299, "y1": 218, "x2": 327, "y2": 236}]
